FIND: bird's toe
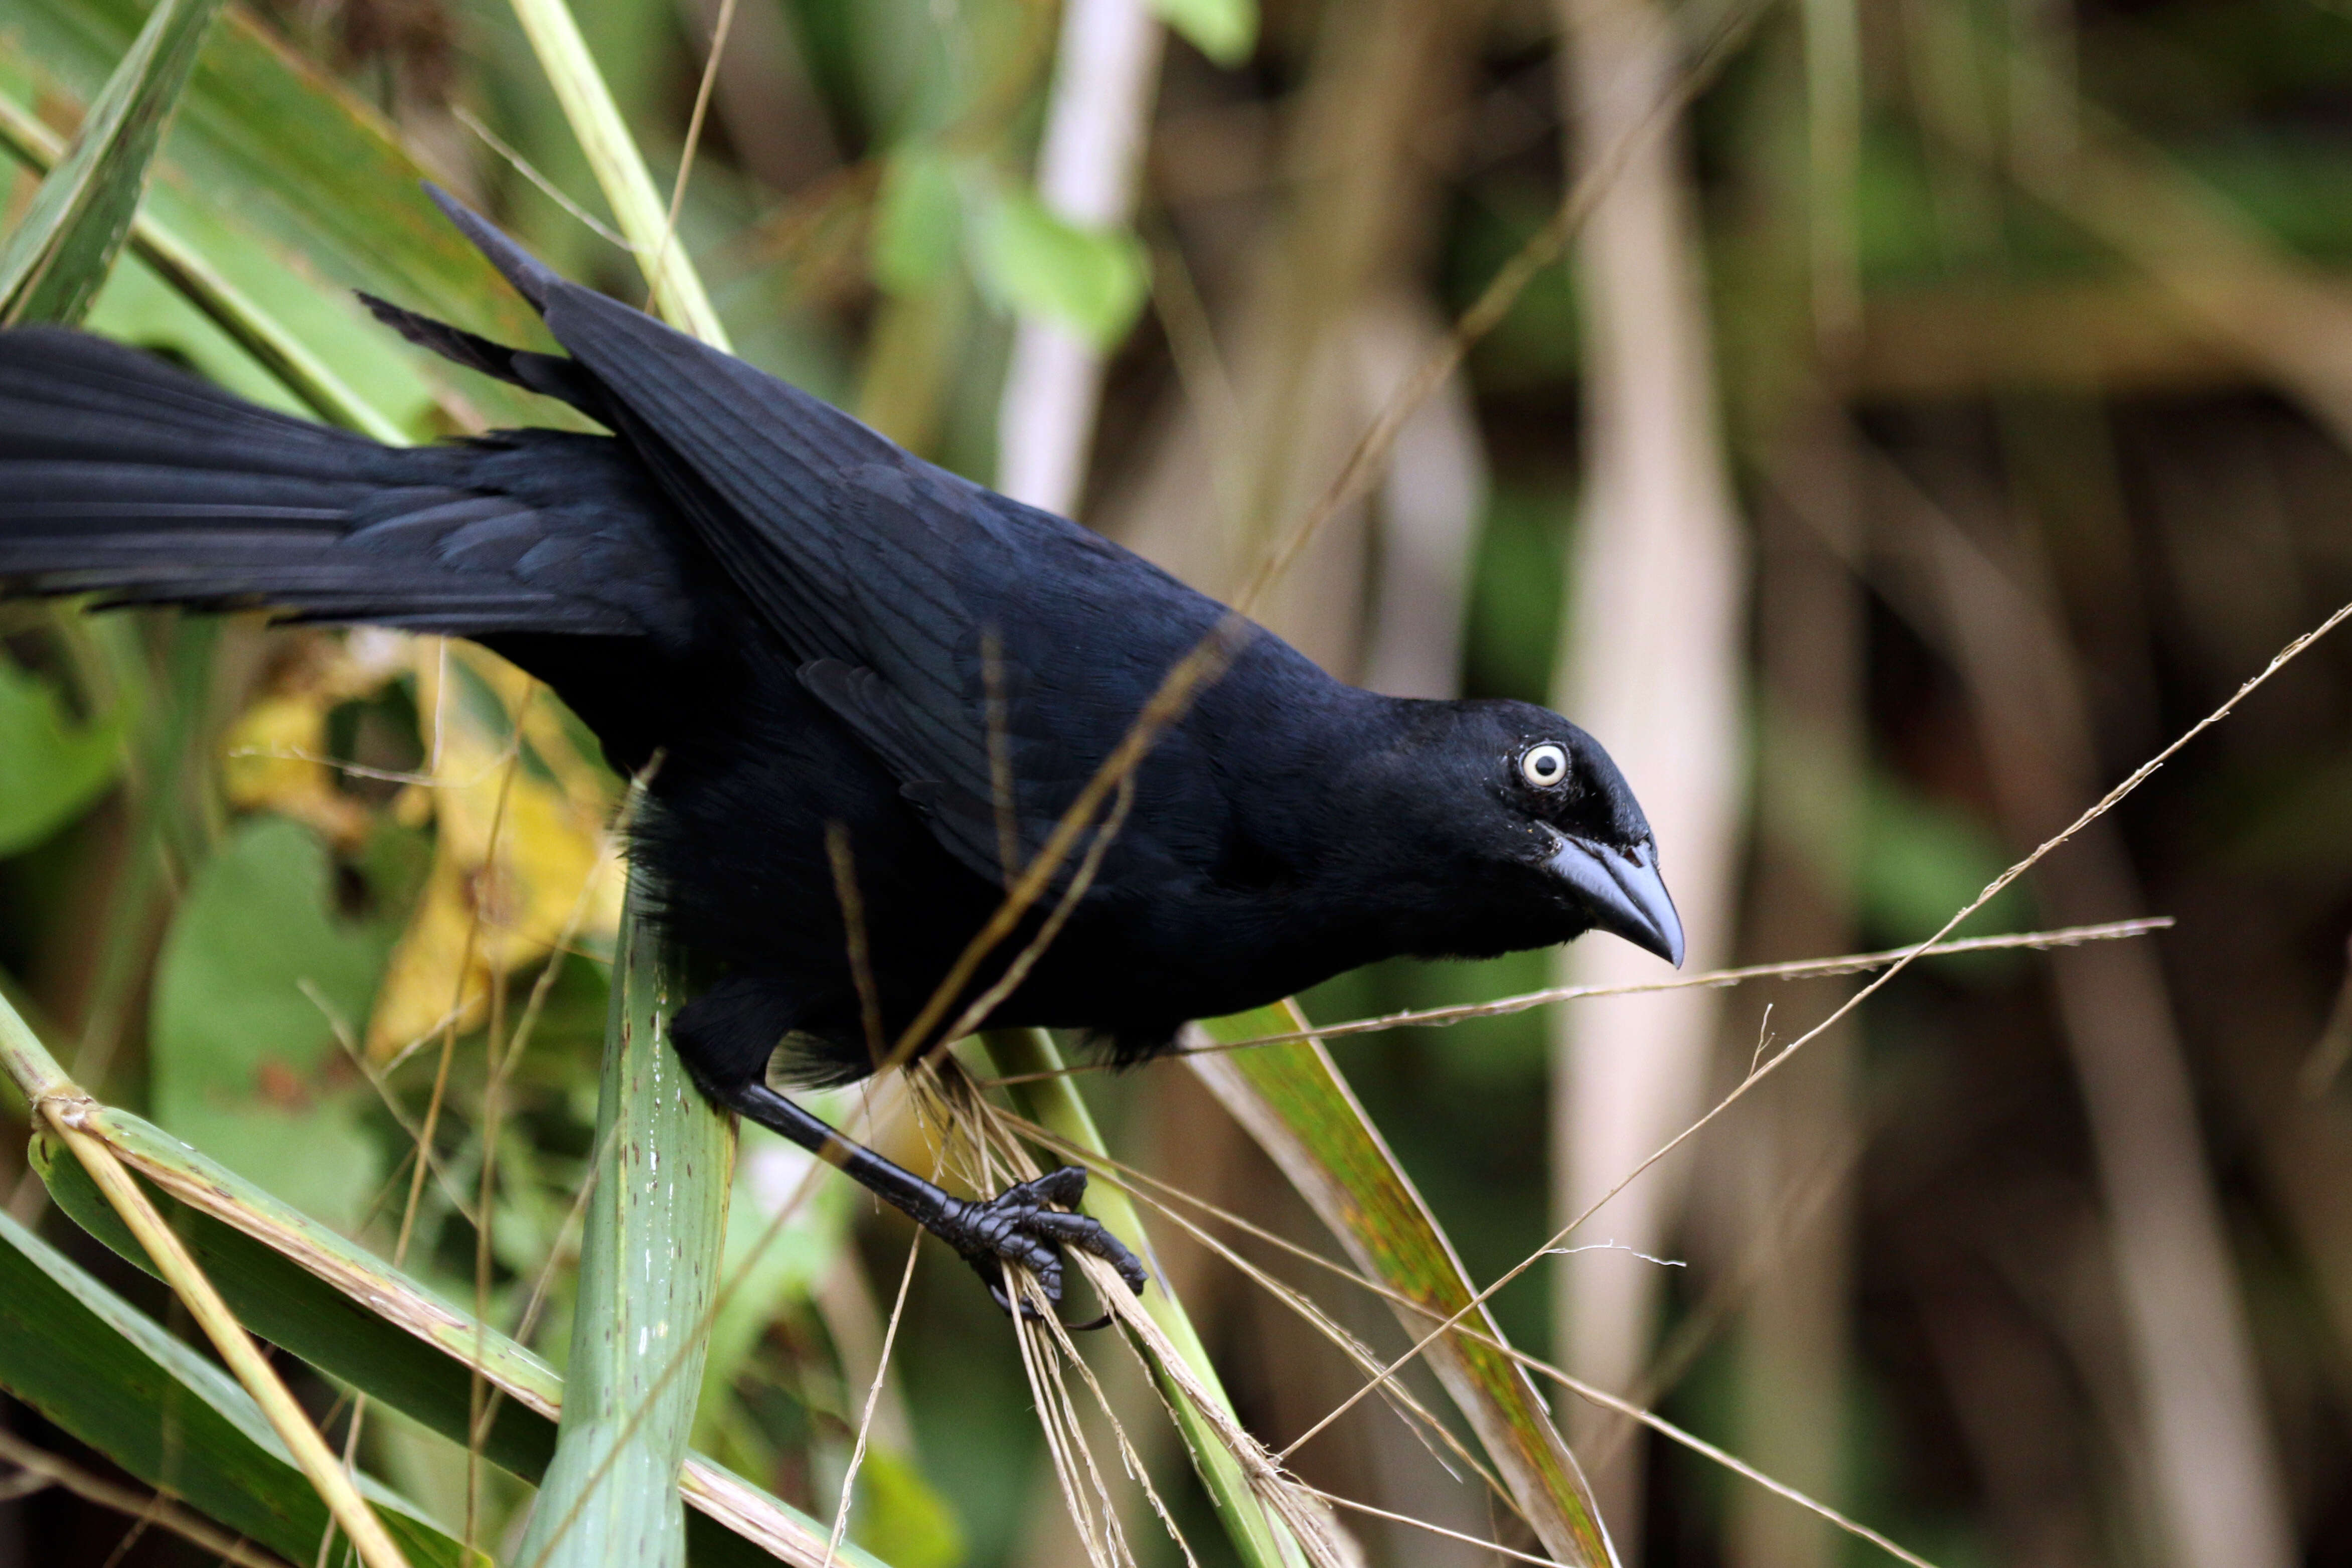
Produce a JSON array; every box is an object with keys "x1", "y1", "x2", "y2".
[{"x1": 936, "y1": 1165, "x2": 1150, "y2": 1320}]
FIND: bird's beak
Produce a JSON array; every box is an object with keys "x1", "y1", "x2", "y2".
[{"x1": 1545, "y1": 835, "x2": 1686, "y2": 967}]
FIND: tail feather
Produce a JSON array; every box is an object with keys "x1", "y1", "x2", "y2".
[{"x1": 0, "y1": 327, "x2": 688, "y2": 648}]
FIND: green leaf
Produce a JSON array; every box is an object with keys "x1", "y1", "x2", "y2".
[
  {"x1": 701, "y1": 1119, "x2": 852, "y2": 1431},
  {"x1": 0, "y1": 81, "x2": 415, "y2": 439},
  {"x1": 974, "y1": 189, "x2": 1149, "y2": 349},
  {"x1": 1150, "y1": 0, "x2": 1257, "y2": 67},
  {"x1": 1862, "y1": 776, "x2": 2032, "y2": 944},
  {"x1": 150, "y1": 815, "x2": 393, "y2": 1230},
  {"x1": 0, "y1": 652, "x2": 125, "y2": 859},
  {"x1": 83, "y1": 244, "x2": 312, "y2": 413},
  {"x1": 0, "y1": 1206, "x2": 483, "y2": 1566},
  {"x1": 1190, "y1": 1005, "x2": 1616, "y2": 1567},
  {"x1": 852, "y1": 1447, "x2": 965, "y2": 1568},
  {"x1": 873, "y1": 146, "x2": 964, "y2": 295},
  {"x1": 0, "y1": 0, "x2": 224, "y2": 325},
  {"x1": 27, "y1": 1101, "x2": 887, "y2": 1567},
  {"x1": 0, "y1": 0, "x2": 557, "y2": 429}
]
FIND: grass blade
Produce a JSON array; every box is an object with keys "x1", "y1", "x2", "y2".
[
  {"x1": 1, "y1": 993, "x2": 416, "y2": 1568},
  {"x1": 7, "y1": 1013, "x2": 885, "y2": 1565},
  {"x1": 1190, "y1": 1001, "x2": 1618, "y2": 1567},
  {"x1": 0, "y1": 1207, "x2": 480, "y2": 1567},
  {"x1": 1, "y1": 0, "x2": 559, "y2": 429},
  {"x1": 982, "y1": 1027, "x2": 1307, "y2": 1568},
  {"x1": 0, "y1": 83, "x2": 402, "y2": 439},
  {"x1": 505, "y1": 0, "x2": 729, "y2": 347},
  {"x1": 0, "y1": 0, "x2": 223, "y2": 325},
  {"x1": 514, "y1": 886, "x2": 732, "y2": 1568}
]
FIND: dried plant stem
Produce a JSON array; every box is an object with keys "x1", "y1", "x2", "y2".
[
  {"x1": 984, "y1": 918, "x2": 2172, "y2": 1084},
  {"x1": 505, "y1": 0, "x2": 729, "y2": 348},
  {"x1": 33, "y1": 1101, "x2": 410, "y2": 1568},
  {"x1": 1003, "y1": 1112, "x2": 1937, "y2": 1565},
  {"x1": 980, "y1": 1028, "x2": 1304, "y2": 1568},
  {"x1": 823, "y1": 1227, "x2": 920, "y2": 1567}
]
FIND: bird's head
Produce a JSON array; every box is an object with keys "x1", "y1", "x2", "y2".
[{"x1": 1393, "y1": 699, "x2": 1684, "y2": 967}]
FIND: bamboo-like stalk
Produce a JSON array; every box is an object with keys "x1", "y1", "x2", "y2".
[
  {"x1": 981, "y1": 1027, "x2": 1306, "y2": 1568},
  {"x1": 515, "y1": 886, "x2": 732, "y2": 1568},
  {"x1": 489, "y1": 11, "x2": 743, "y2": 1563},
  {"x1": 994, "y1": 0, "x2": 1165, "y2": 514},
  {"x1": 0, "y1": 993, "x2": 412, "y2": 1568}
]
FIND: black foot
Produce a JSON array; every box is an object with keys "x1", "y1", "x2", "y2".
[{"x1": 932, "y1": 1166, "x2": 1149, "y2": 1324}]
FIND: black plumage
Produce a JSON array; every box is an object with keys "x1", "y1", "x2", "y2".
[{"x1": 0, "y1": 190, "x2": 1683, "y2": 1311}]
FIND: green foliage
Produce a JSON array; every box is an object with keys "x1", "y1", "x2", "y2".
[
  {"x1": 0, "y1": 1205, "x2": 480, "y2": 1566},
  {"x1": 2, "y1": 0, "x2": 552, "y2": 430},
  {"x1": 150, "y1": 815, "x2": 394, "y2": 1230},
  {"x1": 29, "y1": 1093, "x2": 873, "y2": 1566},
  {"x1": 1151, "y1": 0, "x2": 1257, "y2": 68},
  {"x1": 973, "y1": 189, "x2": 1150, "y2": 348},
  {"x1": 0, "y1": 652, "x2": 125, "y2": 860},
  {"x1": 853, "y1": 1448, "x2": 967, "y2": 1568},
  {"x1": 0, "y1": 0, "x2": 223, "y2": 325},
  {"x1": 1860, "y1": 776, "x2": 2032, "y2": 947},
  {"x1": 874, "y1": 146, "x2": 965, "y2": 293}
]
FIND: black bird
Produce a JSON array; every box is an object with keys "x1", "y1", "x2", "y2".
[{"x1": 0, "y1": 190, "x2": 1683, "y2": 1312}]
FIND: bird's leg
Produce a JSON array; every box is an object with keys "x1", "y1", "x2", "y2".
[
  {"x1": 670, "y1": 984, "x2": 1146, "y2": 1316},
  {"x1": 718, "y1": 1082, "x2": 1147, "y2": 1317}
]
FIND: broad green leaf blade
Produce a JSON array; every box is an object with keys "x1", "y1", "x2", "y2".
[
  {"x1": 150, "y1": 815, "x2": 394, "y2": 1230},
  {"x1": 2, "y1": 0, "x2": 554, "y2": 428},
  {"x1": 0, "y1": 80, "x2": 416, "y2": 440},
  {"x1": 518, "y1": 887, "x2": 732, "y2": 1568},
  {"x1": 22, "y1": 1093, "x2": 883, "y2": 1566},
  {"x1": 1191, "y1": 1002, "x2": 1618, "y2": 1568},
  {"x1": 0, "y1": 0, "x2": 223, "y2": 325},
  {"x1": 0, "y1": 651, "x2": 125, "y2": 858},
  {"x1": 983, "y1": 1028, "x2": 1306, "y2": 1568},
  {"x1": 0, "y1": 1207, "x2": 480, "y2": 1567}
]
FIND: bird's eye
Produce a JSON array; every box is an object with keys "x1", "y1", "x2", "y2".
[{"x1": 1520, "y1": 742, "x2": 1569, "y2": 789}]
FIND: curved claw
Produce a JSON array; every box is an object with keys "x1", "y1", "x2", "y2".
[{"x1": 935, "y1": 1165, "x2": 1150, "y2": 1325}]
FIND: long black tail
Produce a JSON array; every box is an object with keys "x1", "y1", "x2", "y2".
[{"x1": 0, "y1": 326, "x2": 685, "y2": 646}]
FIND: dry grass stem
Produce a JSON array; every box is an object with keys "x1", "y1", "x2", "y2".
[
  {"x1": 452, "y1": 106, "x2": 634, "y2": 251},
  {"x1": 1001, "y1": 1106, "x2": 1924, "y2": 1560},
  {"x1": 1275, "y1": 595, "x2": 2352, "y2": 1468},
  {"x1": 822, "y1": 1225, "x2": 921, "y2": 1567},
  {"x1": 34, "y1": 1101, "x2": 412, "y2": 1568},
  {"x1": 986, "y1": 918, "x2": 2172, "y2": 1084}
]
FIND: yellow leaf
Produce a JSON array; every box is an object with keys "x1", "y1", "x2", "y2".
[
  {"x1": 220, "y1": 629, "x2": 407, "y2": 851},
  {"x1": 364, "y1": 640, "x2": 622, "y2": 1062}
]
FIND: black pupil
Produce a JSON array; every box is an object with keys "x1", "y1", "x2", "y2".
[{"x1": 1532, "y1": 751, "x2": 1558, "y2": 779}]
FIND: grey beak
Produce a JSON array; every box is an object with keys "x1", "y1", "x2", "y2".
[{"x1": 1545, "y1": 835, "x2": 1686, "y2": 967}]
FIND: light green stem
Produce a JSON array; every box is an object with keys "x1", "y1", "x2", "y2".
[
  {"x1": 504, "y1": 0, "x2": 729, "y2": 349},
  {"x1": 516, "y1": 884, "x2": 733, "y2": 1568}
]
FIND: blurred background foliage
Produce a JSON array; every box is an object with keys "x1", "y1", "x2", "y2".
[{"x1": 0, "y1": 0, "x2": 2350, "y2": 1561}]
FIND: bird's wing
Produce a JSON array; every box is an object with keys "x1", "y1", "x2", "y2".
[
  {"x1": 429, "y1": 191, "x2": 1239, "y2": 884},
  {"x1": 0, "y1": 327, "x2": 693, "y2": 649}
]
